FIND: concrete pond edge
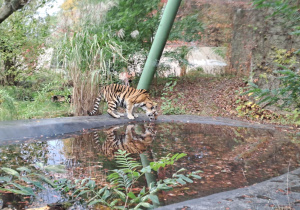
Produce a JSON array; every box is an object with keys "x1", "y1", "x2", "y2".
[
  {"x1": 158, "y1": 167, "x2": 300, "y2": 210},
  {"x1": 0, "y1": 114, "x2": 277, "y2": 142},
  {"x1": 0, "y1": 114, "x2": 299, "y2": 209}
]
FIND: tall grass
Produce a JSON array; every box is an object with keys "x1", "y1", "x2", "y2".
[
  {"x1": 0, "y1": 89, "x2": 16, "y2": 121},
  {"x1": 0, "y1": 83, "x2": 71, "y2": 121},
  {"x1": 56, "y1": 0, "x2": 125, "y2": 116}
]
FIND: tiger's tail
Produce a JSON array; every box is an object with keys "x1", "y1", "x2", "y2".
[{"x1": 88, "y1": 95, "x2": 102, "y2": 116}]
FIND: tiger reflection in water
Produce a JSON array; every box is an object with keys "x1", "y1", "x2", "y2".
[{"x1": 93, "y1": 124, "x2": 156, "y2": 158}]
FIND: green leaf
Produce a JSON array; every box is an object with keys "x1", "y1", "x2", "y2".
[
  {"x1": 175, "y1": 168, "x2": 186, "y2": 174},
  {"x1": 0, "y1": 187, "x2": 32, "y2": 195},
  {"x1": 176, "y1": 178, "x2": 186, "y2": 185},
  {"x1": 149, "y1": 194, "x2": 159, "y2": 204},
  {"x1": 81, "y1": 178, "x2": 89, "y2": 186},
  {"x1": 97, "y1": 186, "x2": 107, "y2": 196},
  {"x1": 33, "y1": 162, "x2": 44, "y2": 169},
  {"x1": 9, "y1": 183, "x2": 35, "y2": 196},
  {"x1": 141, "y1": 166, "x2": 151, "y2": 173},
  {"x1": 102, "y1": 190, "x2": 111, "y2": 201},
  {"x1": 127, "y1": 191, "x2": 136, "y2": 199},
  {"x1": 76, "y1": 190, "x2": 91, "y2": 197},
  {"x1": 175, "y1": 153, "x2": 187, "y2": 160},
  {"x1": 32, "y1": 181, "x2": 46, "y2": 190},
  {"x1": 33, "y1": 173, "x2": 55, "y2": 187},
  {"x1": 85, "y1": 180, "x2": 96, "y2": 189},
  {"x1": 132, "y1": 171, "x2": 140, "y2": 178},
  {"x1": 134, "y1": 202, "x2": 153, "y2": 210},
  {"x1": 88, "y1": 199, "x2": 102, "y2": 206},
  {"x1": 1, "y1": 168, "x2": 20, "y2": 178},
  {"x1": 193, "y1": 170, "x2": 203, "y2": 174},
  {"x1": 177, "y1": 174, "x2": 193, "y2": 183},
  {"x1": 190, "y1": 174, "x2": 202, "y2": 179},
  {"x1": 72, "y1": 188, "x2": 82, "y2": 196},
  {"x1": 16, "y1": 167, "x2": 31, "y2": 173},
  {"x1": 114, "y1": 189, "x2": 126, "y2": 200},
  {"x1": 157, "y1": 183, "x2": 173, "y2": 191},
  {"x1": 21, "y1": 177, "x2": 31, "y2": 183},
  {"x1": 44, "y1": 165, "x2": 66, "y2": 173},
  {"x1": 140, "y1": 202, "x2": 152, "y2": 208},
  {"x1": 0, "y1": 176, "x2": 10, "y2": 182}
]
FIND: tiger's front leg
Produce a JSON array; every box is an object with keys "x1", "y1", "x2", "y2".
[
  {"x1": 126, "y1": 103, "x2": 135, "y2": 119},
  {"x1": 132, "y1": 107, "x2": 138, "y2": 118}
]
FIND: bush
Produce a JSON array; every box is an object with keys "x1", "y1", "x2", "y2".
[{"x1": 245, "y1": 67, "x2": 300, "y2": 108}]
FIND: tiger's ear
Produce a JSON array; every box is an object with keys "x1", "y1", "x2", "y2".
[{"x1": 153, "y1": 102, "x2": 157, "y2": 109}]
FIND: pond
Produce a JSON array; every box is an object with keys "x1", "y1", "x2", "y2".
[{"x1": 0, "y1": 122, "x2": 299, "y2": 209}]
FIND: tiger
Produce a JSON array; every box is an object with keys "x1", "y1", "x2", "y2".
[
  {"x1": 93, "y1": 124, "x2": 156, "y2": 158},
  {"x1": 88, "y1": 84, "x2": 158, "y2": 120}
]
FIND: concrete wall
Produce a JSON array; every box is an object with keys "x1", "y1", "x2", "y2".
[{"x1": 230, "y1": 8, "x2": 300, "y2": 83}]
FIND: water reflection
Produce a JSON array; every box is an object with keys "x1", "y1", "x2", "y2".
[
  {"x1": 93, "y1": 124, "x2": 156, "y2": 158},
  {"x1": 0, "y1": 123, "x2": 299, "y2": 208}
]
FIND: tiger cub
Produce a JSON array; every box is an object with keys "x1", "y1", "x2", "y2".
[{"x1": 88, "y1": 84, "x2": 158, "y2": 120}]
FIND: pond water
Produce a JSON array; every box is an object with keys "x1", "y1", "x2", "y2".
[{"x1": 0, "y1": 122, "x2": 299, "y2": 209}]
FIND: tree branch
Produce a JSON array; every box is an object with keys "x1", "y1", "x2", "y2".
[{"x1": 0, "y1": 0, "x2": 28, "y2": 24}]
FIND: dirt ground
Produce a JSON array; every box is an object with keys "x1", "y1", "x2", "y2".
[{"x1": 150, "y1": 74, "x2": 297, "y2": 128}]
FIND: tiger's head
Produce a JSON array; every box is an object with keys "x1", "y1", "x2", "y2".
[{"x1": 141, "y1": 101, "x2": 158, "y2": 121}]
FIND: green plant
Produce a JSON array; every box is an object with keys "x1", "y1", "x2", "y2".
[
  {"x1": 282, "y1": 108, "x2": 300, "y2": 126},
  {"x1": 148, "y1": 153, "x2": 187, "y2": 171},
  {"x1": 169, "y1": 13, "x2": 204, "y2": 42},
  {"x1": 273, "y1": 48, "x2": 299, "y2": 68},
  {"x1": 0, "y1": 150, "x2": 202, "y2": 209},
  {"x1": 0, "y1": 163, "x2": 65, "y2": 196},
  {"x1": 163, "y1": 46, "x2": 191, "y2": 76},
  {"x1": 245, "y1": 67, "x2": 300, "y2": 109},
  {"x1": 161, "y1": 80, "x2": 186, "y2": 115},
  {"x1": 0, "y1": 0, "x2": 52, "y2": 85},
  {"x1": 212, "y1": 47, "x2": 226, "y2": 59},
  {"x1": 104, "y1": 0, "x2": 161, "y2": 54},
  {"x1": 56, "y1": 150, "x2": 201, "y2": 209}
]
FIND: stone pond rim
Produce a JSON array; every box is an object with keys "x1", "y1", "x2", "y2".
[
  {"x1": 0, "y1": 115, "x2": 299, "y2": 209},
  {"x1": 0, "y1": 114, "x2": 277, "y2": 142}
]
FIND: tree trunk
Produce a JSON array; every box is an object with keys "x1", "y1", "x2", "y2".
[
  {"x1": 4, "y1": 57, "x2": 17, "y2": 85},
  {"x1": 0, "y1": 0, "x2": 27, "y2": 24},
  {"x1": 180, "y1": 64, "x2": 186, "y2": 76}
]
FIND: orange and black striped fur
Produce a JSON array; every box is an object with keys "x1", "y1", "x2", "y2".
[
  {"x1": 88, "y1": 84, "x2": 158, "y2": 120},
  {"x1": 93, "y1": 124, "x2": 156, "y2": 158}
]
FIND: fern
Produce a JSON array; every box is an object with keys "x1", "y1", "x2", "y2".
[
  {"x1": 108, "y1": 150, "x2": 142, "y2": 194},
  {"x1": 114, "y1": 150, "x2": 142, "y2": 171}
]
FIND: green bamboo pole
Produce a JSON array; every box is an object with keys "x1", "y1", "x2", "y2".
[
  {"x1": 137, "y1": 0, "x2": 182, "y2": 90},
  {"x1": 137, "y1": 1, "x2": 182, "y2": 208}
]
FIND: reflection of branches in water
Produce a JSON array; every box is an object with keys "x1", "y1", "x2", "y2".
[
  {"x1": 153, "y1": 123, "x2": 275, "y2": 157},
  {"x1": 0, "y1": 141, "x2": 48, "y2": 168},
  {"x1": 0, "y1": 192, "x2": 27, "y2": 209}
]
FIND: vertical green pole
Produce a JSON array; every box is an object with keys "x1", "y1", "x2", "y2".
[
  {"x1": 137, "y1": 0, "x2": 182, "y2": 90},
  {"x1": 137, "y1": 1, "x2": 182, "y2": 208}
]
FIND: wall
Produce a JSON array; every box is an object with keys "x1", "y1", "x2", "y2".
[{"x1": 230, "y1": 8, "x2": 300, "y2": 89}]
